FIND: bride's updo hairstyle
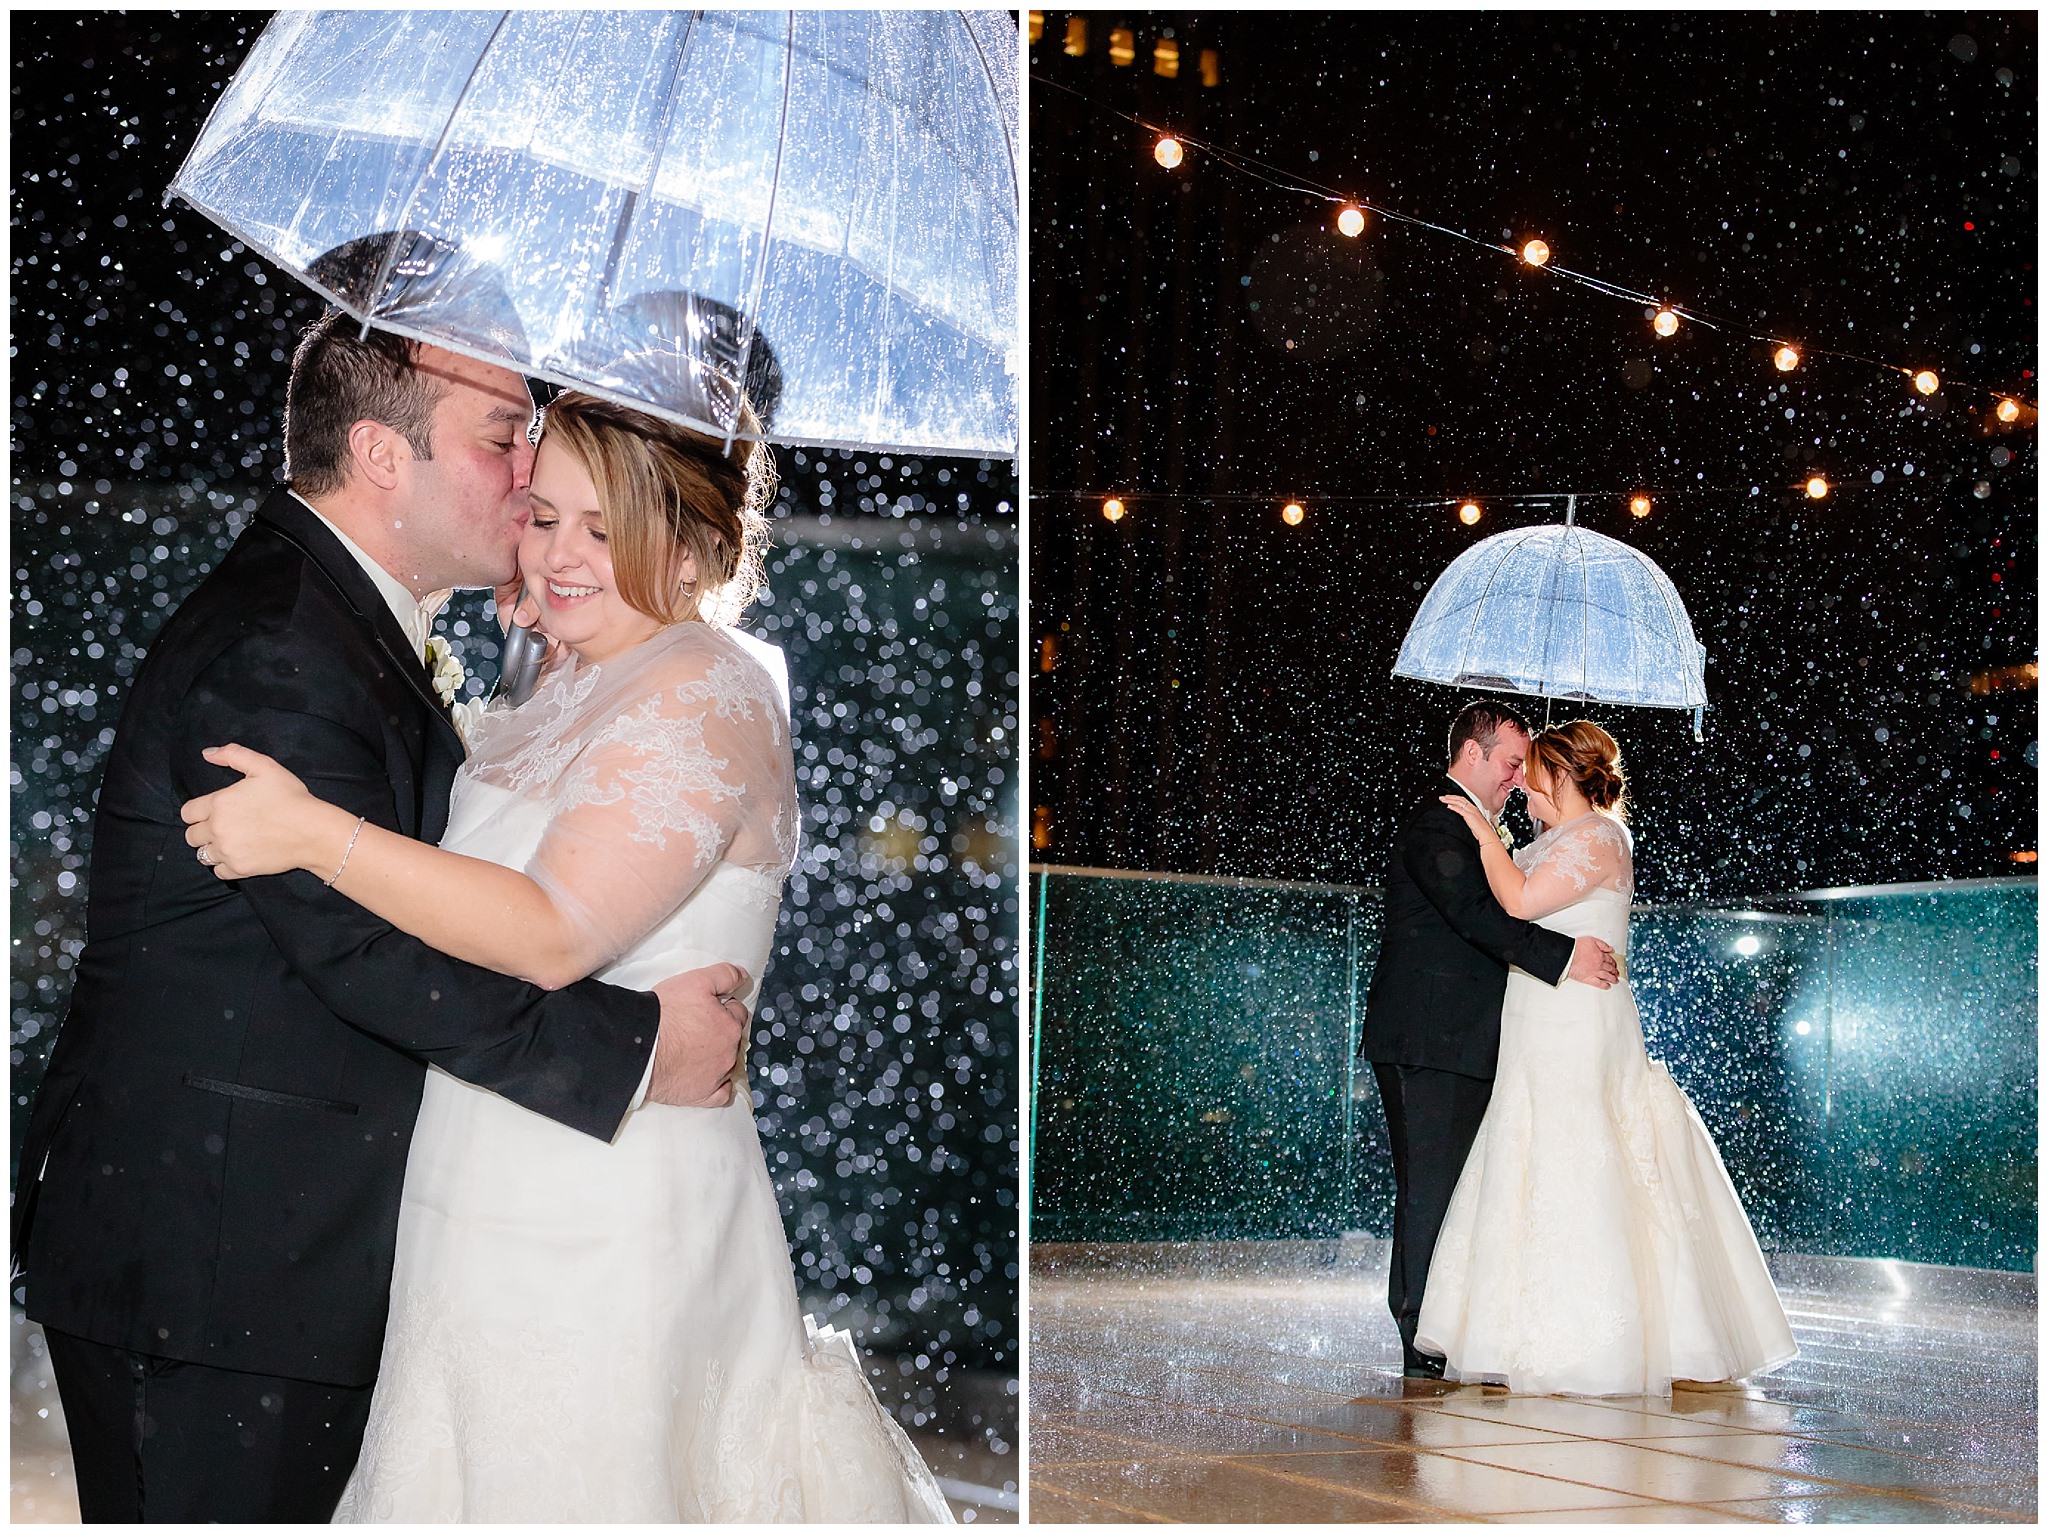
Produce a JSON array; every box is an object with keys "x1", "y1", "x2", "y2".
[
  {"x1": 539, "y1": 392, "x2": 774, "y2": 627},
  {"x1": 1530, "y1": 719, "x2": 1629, "y2": 820}
]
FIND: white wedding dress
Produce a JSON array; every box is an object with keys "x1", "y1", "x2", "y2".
[
  {"x1": 333, "y1": 622, "x2": 951, "y2": 1523},
  {"x1": 1414, "y1": 812, "x2": 1798, "y2": 1396}
]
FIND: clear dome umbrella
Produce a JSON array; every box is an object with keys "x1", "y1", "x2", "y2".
[
  {"x1": 168, "y1": 10, "x2": 1019, "y2": 456},
  {"x1": 1393, "y1": 502, "x2": 1709, "y2": 738}
]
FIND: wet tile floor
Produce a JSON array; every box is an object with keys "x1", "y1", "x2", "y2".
[{"x1": 1029, "y1": 1241, "x2": 2035, "y2": 1523}]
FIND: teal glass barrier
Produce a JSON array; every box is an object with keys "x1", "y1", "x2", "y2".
[{"x1": 1029, "y1": 870, "x2": 2037, "y2": 1272}]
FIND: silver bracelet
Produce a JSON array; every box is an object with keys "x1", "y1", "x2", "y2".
[{"x1": 325, "y1": 815, "x2": 366, "y2": 887}]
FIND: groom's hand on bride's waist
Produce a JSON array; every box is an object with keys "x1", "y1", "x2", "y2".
[
  {"x1": 647, "y1": 963, "x2": 754, "y2": 1107},
  {"x1": 1567, "y1": 936, "x2": 1620, "y2": 989}
]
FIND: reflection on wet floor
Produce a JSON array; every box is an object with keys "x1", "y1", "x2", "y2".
[{"x1": 1028, "y1": 1241, "x2": 2036, "y2": 1524}]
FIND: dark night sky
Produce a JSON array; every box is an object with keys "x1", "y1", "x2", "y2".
[{"x1": 1029, "y1": 11, "x2": 2037, "y2": 900}]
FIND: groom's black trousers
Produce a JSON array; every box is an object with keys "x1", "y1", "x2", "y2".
[
  {"x1": 44, "y1": 1327, "x2": 374, "y2": 1522},
  {"x1": 1373, "y1": 1062, "x2": 1492, "y2": 1364}
]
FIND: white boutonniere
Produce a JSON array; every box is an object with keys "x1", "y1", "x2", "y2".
[
  {"x1": 424, "y1": 635, "x2": 466, "y2": 707},
  {"x1": 1495, "y1": 820, "x2": 1516, "y2": 852}
]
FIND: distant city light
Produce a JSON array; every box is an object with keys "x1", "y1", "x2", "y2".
[
  {"x1": 1520, "y1": 238, "x2": 1550, "y2": 267},
  {"x1": 1734, "y1": 934, "x2": 1762, "y2": 957},
  {"x1": 1153, "y1": 135, "x2": 1184, "y2": 169},
  {"x1": 1336, "y1": 204, "x2": 1366, "y2": 238}
]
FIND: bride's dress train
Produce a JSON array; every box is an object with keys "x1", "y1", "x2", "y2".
[
  {"x1": 1415, "y1": 813, "x2": 1797, "y2": 1397},
  {"x1": 333, "y1": 623, "x2": 951, "y2": 1521}
]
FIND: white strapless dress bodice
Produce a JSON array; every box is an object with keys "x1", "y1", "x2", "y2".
[
  {"x1": 1415, "y1": 819, "x2": 1797, "y2": 1396},
  {"x1": 333, "y1": 665, "x2": 951, "y2": 1521}
]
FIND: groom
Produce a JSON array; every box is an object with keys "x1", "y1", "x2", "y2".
[
  {"x1": 1360, "y1": 700, "x2": 1619, "y2": 1378},
  {"x1": 14, "y1": 305, "x2": 750, "y2": 1521}
]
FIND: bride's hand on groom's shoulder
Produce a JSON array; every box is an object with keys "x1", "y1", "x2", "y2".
[
  {"x1": 1438, "y1": 794, "x2": 1491, "y2": 841},
  {"x1": 181, "y1": 743, "x2": 354, "y2": 881}
]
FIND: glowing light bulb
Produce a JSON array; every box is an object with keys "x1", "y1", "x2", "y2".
[
  {"x1": 1629, "y1": 494, "x2": 1652, "y2": 518},
  {"x1": 1805, "y1": 476, "x2": 1828, "y2": 500},
  {"x1": 1913, "y1": 369, "x2": 1940, "y2": 396},
  {"x1": 1520, "y1": 239, "x2": 1550, "y2": 267},
  {"x1": 1153, "y1": 136, "x2": 1184, "y2": 170},
  {"x1": 1774, "y1": 345, "x2": 1801, "y2": 372},
  {"x1": 1458, "y1": 501, "x2": 1482, "y2": 526},
  {"x1": 1281, "y1": 501, "x2": 1305, "y2": 526},
  {"x1": 1997, "y1": 396, "x2": 2021, "y2": 423},
  {"x1": 1652, "y1": 307, "x2": 1680, "y2": 337},
  {"x1": 1733, "y1": 934, "x2": 1762, "y2": 957},
  {"x1": 1102, "y1": 497, "x2": 1126, "y2": 522},
  {"x1": 1336, "y1": 205, "x2": 1366, "y2": 238}
]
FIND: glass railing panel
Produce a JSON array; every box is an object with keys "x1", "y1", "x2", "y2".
[
  {"x1": 1031, "y1": 872, "x2": 1368, "y2": 1241},
  {"x1": 1812, "y1": 883, "x2": 2037, "y2": 1272}
]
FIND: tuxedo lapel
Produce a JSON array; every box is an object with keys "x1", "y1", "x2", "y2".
[{"x1": 253, "y1": 491, "x2": 465, "y2": 762}]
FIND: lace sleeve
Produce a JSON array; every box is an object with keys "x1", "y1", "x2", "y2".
[
  {"x1": 1517, "y1": 815, "x2": 1634, "y2": 920},
  {"x1": 523, "y1": 647, "x2": 794, "y2": 976}
]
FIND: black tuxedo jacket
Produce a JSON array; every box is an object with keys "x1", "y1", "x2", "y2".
[
  {"x1": 1359, "y1": 778, "x2": 1576, "y2": 1080},
  {"x1": 14, "y1": 490, "x2": 659, "y2": 1387}
]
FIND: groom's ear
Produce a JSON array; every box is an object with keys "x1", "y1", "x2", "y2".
[{"x1": 346, "y1": 417, "x2": 407, "y2": 493}]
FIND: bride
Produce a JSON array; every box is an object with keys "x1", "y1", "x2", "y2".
[
  {"x1": 1418, "y1": 720, "x2": 1797, "y2": 1397},
  {"x1": 181, "y1": 392, "x2": 952, "y2": 1521}
]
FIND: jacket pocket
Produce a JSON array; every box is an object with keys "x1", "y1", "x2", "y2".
[{"x1": 182, "y1": 1073, "x2": 359, "y2": 1116}]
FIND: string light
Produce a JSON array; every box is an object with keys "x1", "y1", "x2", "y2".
[
  {"x1": 1630, "y1": 494, "x2": 1652, "y2": 518},
  {"x1": 1281, "y1": 501, "x2": 1305, "y2": 525},
  {"x1": 1033, "y1": 76, "x2": 2039, "y2": 420},
  {"x1": 1458, "y1": 500, "x2": 1482, "y2": 525},
  {"x1": 1805, "y1": 476, "x2": 1829, "y2": 500},
  {"x1": 1102, "y1": 496, "x2": 1126, "y2": 522}
]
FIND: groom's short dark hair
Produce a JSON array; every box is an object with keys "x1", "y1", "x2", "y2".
[
  {"x1": 1448, "y1": 700, "x2": 1530, "y2": 766},
  {"x1": 283, "y1": 311, "x2": 442, "y2": 497}
]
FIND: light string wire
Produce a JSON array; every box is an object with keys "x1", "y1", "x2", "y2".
[{"x1": 1031, "y1": 72, "x2": 2038, "y2": 412}]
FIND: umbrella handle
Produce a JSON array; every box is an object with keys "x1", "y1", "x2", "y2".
[{"x1": 495, "y1": 612, "x2": 548, "y2": 707}]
